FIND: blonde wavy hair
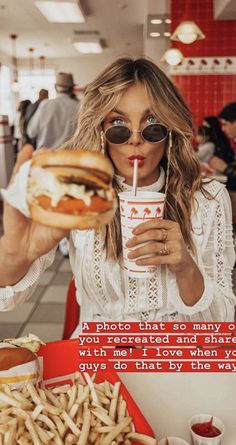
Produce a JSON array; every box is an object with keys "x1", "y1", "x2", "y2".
[{"x1": 64, "y1": 57, "x2": 206, "y2": 257}]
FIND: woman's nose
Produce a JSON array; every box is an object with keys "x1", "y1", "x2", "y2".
[{"x1": 128, "y1": 129, "x2": 142, "y2": 145}]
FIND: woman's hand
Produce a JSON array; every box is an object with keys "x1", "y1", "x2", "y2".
[
  {"x1": 126, "y1": 219, "x2": 191, "y2": 273},
  {"x1": 126, "y1": 219, "x2": 204, "y2": 305},
  {"x1": 0, "y1": 145, "x2": 68, "y2": 286}
]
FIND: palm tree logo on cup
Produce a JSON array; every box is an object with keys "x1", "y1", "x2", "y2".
[
  {"x1": 143, "y1": 208, "x2": 151, "y2": 219},
  {"x1": 130, "y1": 207, "x2": 138, "y2": 219},
  {"x1": 155, "y1": 207, "x2": 162, "y2": 218}
]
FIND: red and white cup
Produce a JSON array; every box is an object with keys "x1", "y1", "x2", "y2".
[
  {"x1": 118, "y1": 190, "x2": 165, "y2": 279},
  {"x1": 189, "y1": 414, "x2": 225, "y2": 445}
]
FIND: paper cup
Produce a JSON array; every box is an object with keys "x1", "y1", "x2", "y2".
[
  {"x1": 118, "y1": 191, "x2": 165, "y2": 278},
  {"x1": 189, "y1": 414, "x2": 225, "y2": 445},
  {"x1": 158, "y1": 438, "x2": 190, "y2": 445}
]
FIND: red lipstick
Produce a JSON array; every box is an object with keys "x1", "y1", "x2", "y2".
[{"x1": 128, "y1": 155, "x2": 145, "y2": 167}]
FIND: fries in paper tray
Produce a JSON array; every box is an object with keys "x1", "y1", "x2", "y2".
[{"x1": 0, "y1": 338, "x2": 157, "y2": 445}]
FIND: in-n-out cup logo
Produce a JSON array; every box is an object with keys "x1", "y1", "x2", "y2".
[{"x1": 118, "y1": 191, "x2": 166, "y2": 279}]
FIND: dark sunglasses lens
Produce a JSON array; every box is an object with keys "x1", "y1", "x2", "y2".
[
  {"x1": 142, "y1": 124, "x2": 168, "y2": 142},
  {"x1": 105, "y1": 126, "x2": 131, "y2": 144}
]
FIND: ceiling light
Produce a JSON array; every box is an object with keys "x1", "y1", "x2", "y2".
[
  {"x1": 150, "y1": 32, "x2": 161, "y2": 37},
  {"x1": 171, "y1": 20, "x2": 205, "y2": 44},
  {"x1": 164, "y1": 32, "x2": 171, "y2": 37},
  {"x1": 35, "y1": 1, "x2": 85, "y2": 23},
  {"x1": 10, "y1": 34, "x2": 19, "y2": 85},
  {"x1": 165, "y1": 18, "x2": 172, "y2": 24},
  {"x1": 150, "y1": 18, "x2": 162, "y2": 24},
  {"x1": 73, "y1": 41, "x2": 103, "y2": 54},
  {"x1": 161, "y1": 48, "x2": 184, "y2": 66}
]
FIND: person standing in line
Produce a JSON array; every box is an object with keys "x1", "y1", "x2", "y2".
[
  {"x1": 25, "y1": 89, "x2": 48, "y2": 148},
  {"x1": 12, "y1": 99, "x2": 32, "y2": 155},
  {"x1": 27, "y1": 73, "x2": 79, "y2": 149}
]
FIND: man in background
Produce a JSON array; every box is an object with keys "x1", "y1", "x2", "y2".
[
  {"x1": 27, "y1": 72, "x2": 79, "y2": 149},
  {"x1": 25, "y1": 89, "x2": 48, "y2": 148}
]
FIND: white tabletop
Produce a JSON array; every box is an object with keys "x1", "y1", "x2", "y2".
[{"x1": 120, "y1": 373, "x2": 236, "y2": 444}]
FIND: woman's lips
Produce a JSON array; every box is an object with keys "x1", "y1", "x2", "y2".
[{"x1": 128, "y1": 155, "x2": 145, "y2": 167}]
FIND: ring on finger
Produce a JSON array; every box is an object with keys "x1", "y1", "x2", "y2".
[
  {"x1": 159, "y1": 242, "x2": 170, "y2": 256},
  {"x1": 161, "y1": 228, "x2": 167, "y2": 242}
]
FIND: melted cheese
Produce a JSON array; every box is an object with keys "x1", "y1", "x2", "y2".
[{"x1": 28, "y1": 166, "x2": 94, "y2": 206}]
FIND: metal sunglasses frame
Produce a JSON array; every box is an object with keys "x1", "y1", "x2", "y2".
[{"x1": 104, "y1": 123, "x2": 169, "y2": 145}]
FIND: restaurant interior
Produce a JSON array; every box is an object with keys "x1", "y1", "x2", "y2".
[
  {"x1": 0, "y1": 0, "x2": 235, "y2": 339},
  {"x1": 0, "y1": 2, "x2": 236, "y2": 444}
]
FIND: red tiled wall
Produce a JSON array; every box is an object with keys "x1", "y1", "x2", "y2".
[
  {"x1": 170, "y1": 0, "x2": 236, "y2": 126},
  {"x1": 173, "y1": 75, "x2": 236, "y2": 128}
]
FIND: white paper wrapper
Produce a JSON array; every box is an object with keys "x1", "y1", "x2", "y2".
[
  {"x1": 0, "y1": 342, "x2": 43, "y2": 389},
  {"x1": 0, "y1": 160, "x2": 31, "y2": 217},
  {"x1": 0, "y1": 359, "x2": 42, "y2": 389}
]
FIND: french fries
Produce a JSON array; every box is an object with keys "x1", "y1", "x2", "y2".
[{"x1": 0, "y1": 373, "x2": 157, "y2": 445}]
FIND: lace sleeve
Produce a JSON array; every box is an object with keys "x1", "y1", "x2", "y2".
[
  {"x1": 168, "y1": 185, "x2": 236, "y2": 320},
  {"x1": 200, "y1": 186, "x2": 236, "y2": 319},
  {"x1": 0, "y1": 248, "x2": 56, "y2": 311}
]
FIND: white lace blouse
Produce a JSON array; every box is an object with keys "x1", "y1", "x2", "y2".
[{"x1": 0, "y1": 173, "x2": 235, "y2": 334}]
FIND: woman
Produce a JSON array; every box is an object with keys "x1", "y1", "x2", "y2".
[
  {"x1": 0, "y1": 58, "x2": 235, "y2": 331},
  {"x1": 202, "y1": 116, "x2": 234, "y2": 165}
]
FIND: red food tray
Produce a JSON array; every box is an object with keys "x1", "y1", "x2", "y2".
[{"x1": 38, "y1": 339, "x2": 156, "y2": 445}]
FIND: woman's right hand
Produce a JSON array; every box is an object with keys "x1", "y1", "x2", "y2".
[{"x1": 0, "y1": 145, "x2": 69, "y2": 285}]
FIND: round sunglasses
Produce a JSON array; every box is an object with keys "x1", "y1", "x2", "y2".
[{"x1": 104, "y1": 123, "x2": 168, "y2": 145}]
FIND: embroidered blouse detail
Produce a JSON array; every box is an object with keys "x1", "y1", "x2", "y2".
[{"x1": 0, "y1": 177, "x2": 235, "y2": 331}]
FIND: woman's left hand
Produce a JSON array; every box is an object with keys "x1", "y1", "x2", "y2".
[{"x1": 126, "y1": 219, "x2": 193, "y2": 274}]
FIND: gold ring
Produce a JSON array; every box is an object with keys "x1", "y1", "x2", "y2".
[
  {"x1": 161, "y1": 228, "x2": 167, "y2": 242},
  {"x1": 159, "y1": 242, "x2": 170, "y2": 256}
]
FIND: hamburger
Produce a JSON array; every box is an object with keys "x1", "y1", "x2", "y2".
[
  {"x1": 0, "y1": 335, "x2": 42, "y2": 387},
  {"x1": 27, "y1": 149, "x2": 117, "y2": 230},
  {"x1": 0, "y1": 344, "x2": 37, "y2": 372}
]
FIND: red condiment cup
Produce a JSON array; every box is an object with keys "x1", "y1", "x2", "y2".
[{"x1": 189, "y1": 414, "x2": 225, "y2": 445}]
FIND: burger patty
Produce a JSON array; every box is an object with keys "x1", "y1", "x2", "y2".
[{"x1": 36, "y1": 195, "x2": 113, "y2": 214}]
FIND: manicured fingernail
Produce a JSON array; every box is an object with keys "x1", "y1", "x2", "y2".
[{"x1": 125, "y1": 238, "x2": 133, "y2": 247}]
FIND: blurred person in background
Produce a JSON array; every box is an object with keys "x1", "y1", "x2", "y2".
[
  {"x1": 27, "y1": 73, "x2": 79, "y2": 150},
  {"x1": 195, "y1": 126, "x2": 215, "y2": 164},
  {"x1": 202, "y1": 115, "x2": 235, "y2": 167},
  {"x1": 13, "y1": 99, "x2": 31, "y2": 154},
  {"x1": 206, "y1": 111, "x2": 236, "y2": 192},
  {"x1": 205, "y1": 107, "x2": 236, "y2": 226},
  {"x1": 25, "y1": 89, "x2": 48, "y2": 148},
  {"x1": 218, "y1": 102, "x2": 236, "y2": 141}
]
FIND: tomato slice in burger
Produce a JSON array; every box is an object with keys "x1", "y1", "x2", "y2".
[{"x1": 37, "y1": 195, "x2": 112, "y2": 214}]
